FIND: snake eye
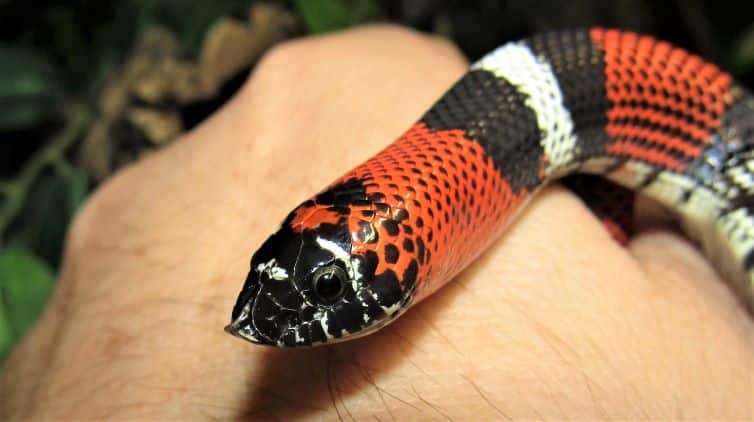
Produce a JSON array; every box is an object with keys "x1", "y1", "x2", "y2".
[{"x1": 312, "y1": 265, "x2": 347, "y2": 303}]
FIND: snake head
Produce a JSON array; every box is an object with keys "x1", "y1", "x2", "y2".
[{"x1": 226, "y1": 196, "x2": 405, "y2": 347}]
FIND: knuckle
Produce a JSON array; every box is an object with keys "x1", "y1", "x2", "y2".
[
  {"x1": 252, "y1": 23, "x2": 462, "y2": 77},
  {"x1": 256, "y1": 37, "x2": 309, "y2": 71}
]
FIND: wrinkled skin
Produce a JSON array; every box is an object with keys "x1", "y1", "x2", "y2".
[{"x1": 1, "y1": 26, "x2": 753, "y2": 420}]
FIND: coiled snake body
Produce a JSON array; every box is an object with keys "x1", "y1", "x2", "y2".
[{"x1": 226, "y1": 28, "x2": 754, "y2": 347}]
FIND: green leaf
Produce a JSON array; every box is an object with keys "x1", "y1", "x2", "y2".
[
  {"x1": 130, "y1": 0, "x2": 250, "y2": 55},
  {"x1": 0, "y1": 248, "x2": 55, "y2": 361},
  {"x1": 7, "y1": 169, "x2": 89, "y2": 269},
  {"x1": 729, "y1": 24, "x2": 754, "y2": 76},
  {"x1": 0, "y1": 45, "x2": 64, "y2": 131},
  {"x1": 46, "y1": 7, "x2": 98, "y2": 93},
  {"x1": 295, "y1": 0, "x2": 381, "y2": 34},
  {"x1": 0, "y1": 290, "x2": 14, "y2": 362}
]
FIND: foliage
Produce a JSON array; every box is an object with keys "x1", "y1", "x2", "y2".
[
  {"x1": 0, "y1": 248, "x2": 55, "y2": 361},
  {"x1": 729, "y1": 24, "x2": 754, "y2": 76},
  {"x1": 0, "y1": 0, "x2": 261, "y2": 363},
  {"x1": 7, "y1": 169, "x2": 89, "y2": 268},
  {"x1": 0, "y1": 45, "x2": 64, "y2": 131},
  {"x1": 295, "y1": 0, "x2": 381, "y2": 33},
  {"x1": 128, "y1": 0, "x2": 254, "y2": 54}
]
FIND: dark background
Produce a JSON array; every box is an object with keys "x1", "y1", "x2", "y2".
[{"x1": 0, "y1": 0, "x2": 752, "y2": 360}]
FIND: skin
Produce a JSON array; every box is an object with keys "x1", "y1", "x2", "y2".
[{"x1": 1, "y1": 25, "x2": 753, "y2": 420}]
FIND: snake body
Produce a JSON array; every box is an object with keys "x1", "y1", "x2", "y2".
[{"x1": 226, "y1": 28, "x2": 754, "y2": 347}]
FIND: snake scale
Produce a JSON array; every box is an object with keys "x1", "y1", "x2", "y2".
[{"x1": 226, "y1": 28, "x2": 754, "y2": 347}]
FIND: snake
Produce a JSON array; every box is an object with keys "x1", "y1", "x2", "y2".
[{"x1": 225, "y1": 28, "x2": 754, "y2": 347}]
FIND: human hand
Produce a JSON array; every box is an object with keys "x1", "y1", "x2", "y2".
[{"x1": 1, "y1": 25, "x2": 752, "y2": 419}]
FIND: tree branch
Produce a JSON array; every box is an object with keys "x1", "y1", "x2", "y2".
[{"x1": 0, "y1": 103, "x2": 93, "y2": 239}]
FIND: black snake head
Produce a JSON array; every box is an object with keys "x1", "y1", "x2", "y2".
[{"x1": 225, "y1": 208, "x2": 397, "y2": 347}]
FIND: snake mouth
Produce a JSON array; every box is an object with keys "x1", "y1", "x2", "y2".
[
  {"x1": 225, "y1": 307, "x2": 269, "y2": 345},
  {"x1": 224, "y1": 307, "x2": 302, "y2": 346},
  {"x1": 225, "y1": 293, "x2": 271, "y2": 345},
  {"x1": 226, "y1": 269, "x2": 309, "y2": 346},
  {"x1": 226, "y1": 270, "x2": 271, "y2": 345}
]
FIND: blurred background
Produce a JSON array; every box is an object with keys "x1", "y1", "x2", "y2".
[{"x1": 0, "y1": 0, "x2": 752, "y2": 361}]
